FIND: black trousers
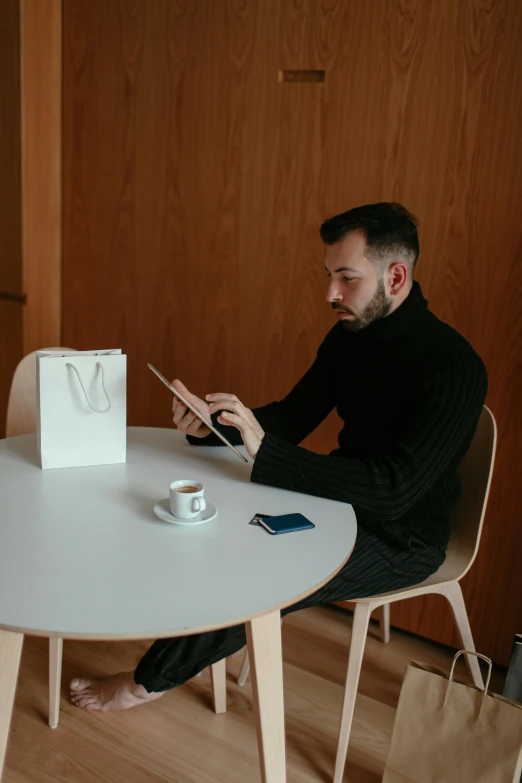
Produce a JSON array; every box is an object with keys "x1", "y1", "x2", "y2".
[{"x1": 134, "y1": 526, "x2": 445, "y2": 692}]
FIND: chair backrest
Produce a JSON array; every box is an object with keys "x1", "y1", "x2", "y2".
[
  {"x1": 443, "y1": 406, "x2": 497, "y2": 581},
  {"x1": 6, "y1": 348, "x2": 74, "y2": 437}
]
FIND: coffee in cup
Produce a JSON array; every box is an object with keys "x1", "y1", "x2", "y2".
[{"x1": 169, "y1": 480, "x2": 206, "y2": 519}]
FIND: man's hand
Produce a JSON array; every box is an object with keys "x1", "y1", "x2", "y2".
[
  {"x1": 206, "y1": 393, "x2": 265, "y2": 458},
  {"x1": 171, "y1": 380, "x2": 212, "y2": 438}
]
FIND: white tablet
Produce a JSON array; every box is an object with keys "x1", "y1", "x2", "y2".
[{"x1": 147, "y1": 363, "x2": 249, "y2": 463}]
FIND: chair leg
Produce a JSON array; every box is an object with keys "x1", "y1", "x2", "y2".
[
  {"x1": 442, "y1": 582, "x2": 484, "y2": 690},
  {"x1": 237, "y1": 648, "x2": 250, "y2": 687},
  {"x1": 210, "y1": 658, "x2": 227, "y2": 714},
  {"x1": 379, "y1": 603, "x2": 391, "y2": 644},
  {"x1": 333, "y1": 602, "x2": 373, "y2": 783},
  {"x1": 49, "y1": 637, "x2": 63, "y2": 729}
]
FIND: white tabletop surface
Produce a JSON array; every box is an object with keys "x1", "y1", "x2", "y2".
[{"x1": 0, "y1": 428, "x2": 357, "y2": 639}]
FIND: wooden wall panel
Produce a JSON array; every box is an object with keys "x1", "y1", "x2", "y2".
[
  {"x1": 20, "y1": 0, "x2": 62, "y2": 354},
  {"x1": 63, "y1": 0, "x2": 307, "y2": 428},
  {"x1": 0, "y1": 0, "x2": 23, "y2": 439},
  {"x1": 62, "y1": 0, "x2": 522, "y2": 664},
  {"x1": 292, "y1": 0, "x2": 522, "y2": 665}
]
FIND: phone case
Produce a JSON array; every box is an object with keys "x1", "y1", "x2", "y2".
[{"x1": 258, "y1": 513, "x2": 315, "y2": 535}]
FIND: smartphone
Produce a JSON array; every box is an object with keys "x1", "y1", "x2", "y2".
[
  {"x1": 147, "y1": 363, "x2": 248, "y2": 463},
  {"x1": 257, "y1": 513, "x2": 315, "y2": 535}
]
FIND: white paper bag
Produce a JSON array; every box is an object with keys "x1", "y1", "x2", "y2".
[{"x1": 36, "y1": 349, "x2": 127, "y2": 469}]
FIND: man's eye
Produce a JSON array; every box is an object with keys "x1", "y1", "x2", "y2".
[{"x1": 343, "y1": 276, "x2": 354, "y2": 282}]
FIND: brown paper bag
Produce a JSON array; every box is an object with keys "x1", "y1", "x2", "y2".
[{"x1": 383, "y1": 651, "x2": 522, "y2": 783}]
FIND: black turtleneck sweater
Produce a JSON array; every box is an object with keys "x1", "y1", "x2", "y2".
[{"x1": 188, "y1": 282, "x2": 488, "y2": 551}]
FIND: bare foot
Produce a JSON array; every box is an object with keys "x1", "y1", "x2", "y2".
[{"x1": 69, "y1": 671, "x2": 164, "y2": 712}]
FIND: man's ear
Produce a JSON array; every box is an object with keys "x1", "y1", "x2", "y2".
[{"x1": 387, "y1": 262, "x2": 409, "y2": 296}]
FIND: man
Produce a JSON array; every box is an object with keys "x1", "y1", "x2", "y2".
[{"x1": 70, "y1": 202, "x2": 487, "y2": 711}]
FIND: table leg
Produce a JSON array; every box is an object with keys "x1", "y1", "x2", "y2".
[
  {"x1": 0, "y1": 630, "x2": 24, "y2": 780},
  {"x1": 246, "y1": 610, "x2": 285, "y2": 783}
]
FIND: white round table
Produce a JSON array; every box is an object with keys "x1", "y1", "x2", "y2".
[{"x1": 0, "y1": 427, "x2": 357, "y2": 782}]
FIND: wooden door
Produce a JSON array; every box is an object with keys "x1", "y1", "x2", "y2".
[
  {"x1": 0, "y1": 0, "x2": 24, "y2": 438},
  {"x1": 292, "y1": 0, "x2": 522, "y2": 666},
  {"x1": 63, "y1": 0, "x2": 310, "y2": 425}
]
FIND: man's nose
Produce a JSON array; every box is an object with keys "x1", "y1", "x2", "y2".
[{"x1": 326, "y1": 279, "x2": 343, "y2": 303}]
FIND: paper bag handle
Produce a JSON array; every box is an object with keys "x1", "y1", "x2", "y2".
[
  {"x1": 66, "y1": 362, "x2": 111, "y2": 413},
  {"x1": 448, "y1": 650, "x2": 492, "y2": 694}
]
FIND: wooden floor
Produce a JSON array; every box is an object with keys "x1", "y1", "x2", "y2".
[{"x1": 4, "y1": 606, "x2": 506, "y2": 783}]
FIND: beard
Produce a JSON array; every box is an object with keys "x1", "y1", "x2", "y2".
[{"x1": 334, "y1": 278, "x2": 392, "y2": 332}]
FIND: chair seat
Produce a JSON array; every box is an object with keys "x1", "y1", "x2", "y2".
[{"x1": 354, "y1": 549, "x2": 471, "y2": 604}]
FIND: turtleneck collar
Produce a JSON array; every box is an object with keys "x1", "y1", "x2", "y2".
[{"x1": 351, "y1": 280, "x2": 429, "y2": 341}]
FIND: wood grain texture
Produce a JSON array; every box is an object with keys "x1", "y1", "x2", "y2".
[
  {"x1": 0, "y1": 630, "x2": 24, "y2": 778},
  {"x1": 62, "y1": 0, "x2": 522, "y2": 664},
  {"x1": 292, "y1": 0, "x2": 522, "y2": 665},
  {"x1": 246, "y1": 611, "x2": 286, "y2": 783},
  {"x1": 0, "y1": 0, "x2": 22, "y2": 296},
  {"x1": 20, "y1": 0, "x2": 62, "y2": 355},
  {"x1": 0, "y1": 303, "x2": 23, "y2": 440},
  {"x1": 0, "y1": 0, "x2": 23, "y2": 439},
  {"x1": 63, "y1": 0, "x2": 306, "y2": 426},
  {"x1": 1, "y1": 606, "x2": 507, "y2": 783}
]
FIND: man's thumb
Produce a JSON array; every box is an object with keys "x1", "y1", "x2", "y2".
[{"x1": 172, "y1": 378, "x2": 189, "y2": 396}]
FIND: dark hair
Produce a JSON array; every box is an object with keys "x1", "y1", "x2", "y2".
[{"x1": 320, "y1": 202, "x2": 419, "y2": 272}]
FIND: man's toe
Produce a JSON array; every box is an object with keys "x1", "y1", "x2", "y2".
[
  {"x1": 76, "y1": 696, "x2": 99, "y2": 710},
  {"x1": 70, "y1": 678, "x2": 93, "y2": 692},
  {"x1": 83, "y1": 699, "x2": 102, "y2": 710}
]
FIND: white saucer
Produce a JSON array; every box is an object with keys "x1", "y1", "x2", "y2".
[{"x1": 153, "y1": 498, "x2": 218, "y2": 526}]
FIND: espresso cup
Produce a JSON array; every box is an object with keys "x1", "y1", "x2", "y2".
[{"x1": 169, "y1": 480, "x2": 206, "y2": 520}]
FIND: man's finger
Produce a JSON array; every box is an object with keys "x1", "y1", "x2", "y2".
[
  {"x1": 217, "y1": 411, "x2": 242, "y2": 429},
  {"x1": 208, "y1": 398, "x2": 243, "y2": 416},
  {"x1": 206, "y1": 393, "x2": 238, "y2": 404},
  {"x1": 185, "y1": 418, "x2": 206, "y2": 436},
  {"x1": 175, "y1": 406, "x2": 197, "y2": 428},
  {"x1": 173, "y1": 379, "x2": 190, "y2": 396},
  {"x1": 173, "y1": 402, "x2": 187, "y2": 425},
  {"x1": 180, "y1": 410, "x2": 197, "y2": 428}
]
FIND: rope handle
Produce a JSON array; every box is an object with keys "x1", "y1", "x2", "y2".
[
  {"x1": 66, "y1": 361, "x2": 111, "y2": 413},
  {"x1": 448, "y1": 650, "x2": 492, "y2": 695}
]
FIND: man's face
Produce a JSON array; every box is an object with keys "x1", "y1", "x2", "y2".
[{"x1": 325, "y1": 231, "x2": 392, "y2": 331}]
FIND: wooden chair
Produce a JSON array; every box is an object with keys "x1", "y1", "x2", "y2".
[
  {"x1": 228, "y1": 407, "x2": 497, "y2": 782},
  {"x1": 236, "y1": 608, "x2": 389, "y2": 687},
  {"x1": 5, "y1": 349, "x2": 227, "y2": 728},
  {"x1": 6, "y1": 348, "x2": 73, "y2": 438}
]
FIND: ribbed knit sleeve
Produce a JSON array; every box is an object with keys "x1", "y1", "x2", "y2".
[
  {"x1": 187, "y1": 328, "x2": 338, "y2": 447},
  {"x1": 251, "y1": 348, "x2": 487, "y2": 521}
]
